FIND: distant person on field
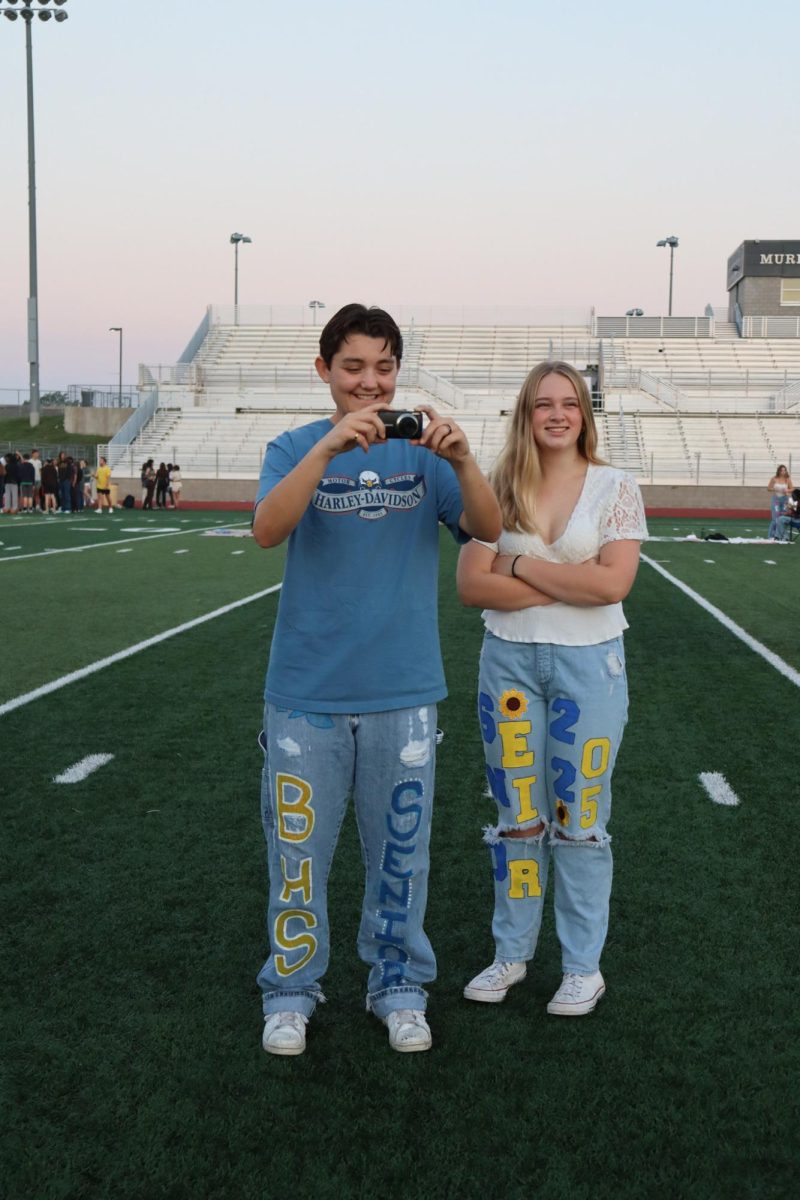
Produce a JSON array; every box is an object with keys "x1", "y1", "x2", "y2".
[
  {"x1": 94, "y1": 457, "x2": 114, "y2": 513},
  {"x1": 777, "y1": 488, "x2": 800, "y2": 542},
  {"x1": 767, "y1": 464, "x2": 792, "y2": 539},
  {"x1": 31, "y1": 448, "x2": 42, "y2": 510},
  {"x1": 57, "y1": 454, "x2": 74, "y2": 514},
  {"x1": 169, "y1": 464, "x2": 182, "y2": 508},
  {"x1": 41, "y1": 458, "x2": 58, "y2": 513},
  {"x1": 155, "y1": 462, "x2": 170, "y2": 509},
  {"x1": 141, "y1": 460, "x2": 156, "y2": 510},
  {"x1": 3, "y1": 451, "x2": 20, "y2": 514},
  {"x1": 83, "y1": 460, "x2": 94, "y2": 509},
  {"x1": 252, "y1": 302, "x2": 501, "y2": 1057},
  {"x1": 459, "y1": 361, "x2": 647, "y2": 1017},
  {"x1": 0, "y1": 456, "x2": 5, "y2": 512},
  {"x1": 18, "y1": 453, "x2": 36, "y2": 512}
]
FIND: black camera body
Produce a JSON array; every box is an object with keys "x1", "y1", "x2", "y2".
[{"x1": 378, "y1": 410, "x2": 425, "y2": 440}]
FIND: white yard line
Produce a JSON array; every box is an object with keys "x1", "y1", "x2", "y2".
[
  {"x1": 54, "y1": 754, "x2": 115, "y2": 784},
  {"x1": 698, "y1": 772, "x2": 741, "y2": 807},
  {"x1": 0, "y1": 521, "x2": 251, "y2": 563},
  {"x1": 641, "y1": 553, "x2": 800, "y2": 689},
  {"x1": 0, "y1": 583, "x2": 282, "y2": 717}
]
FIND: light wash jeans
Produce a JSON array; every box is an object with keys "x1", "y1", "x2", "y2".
[
  {"x1": 477, "y1": 633, "x2": 629, "y2": 975},
  {"x1": 768, "y1": 495, "x2": 787, "y2": 539},
  {"x1": 257, "y1": 702, "x2": 437, "y2": 1019}
]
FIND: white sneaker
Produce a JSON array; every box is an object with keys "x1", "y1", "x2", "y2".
[
  {"x1": 384, "y1": 1009, "x2": 432, "y2": 1053},
  {"x1": 262, "y1": 1011, "x2": 307, "y2": 1056},
  {"x1": 463, "y1": 959, "x2": 527, "y2": 1003},
  {"x1": 547, "y1": 971, "x2": 605, "y2": 1016},
  {"x1": 109, "y1": 507, "x2": 114, "y2": 513}
]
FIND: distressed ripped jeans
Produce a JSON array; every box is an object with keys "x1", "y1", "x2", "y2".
[
  {"x1": 257, "y1": 702, "x2": 437, "y2": 1020},
  {"x1": 478, "y1": 633, "x2": 629, "y2": 975}
]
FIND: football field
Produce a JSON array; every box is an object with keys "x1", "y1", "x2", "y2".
[{"x1": 1, "y1": 508, "x2": 798, "y2": 1199}]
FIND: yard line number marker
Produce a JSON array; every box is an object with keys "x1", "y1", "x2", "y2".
[
  {"x1": 0, "y1": 583, "x2": 282, "y2": 717},
  {"x1": 698, "y1": 772, "x2": 741, "y2": 807},
  {"x1": 54, "y1": 754, "x2": 115, "y2": 784},
  {"x1": 642, "y1": 554, "x2": 800, "y2": 689}
]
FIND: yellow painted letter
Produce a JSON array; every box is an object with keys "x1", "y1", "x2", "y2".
[
  {"x1": 507, "y1": 859, "x2": 542, "y2": 898},
  {"x1": 499, "y1": 721, "x2": 534, "y2": 769},
  {"x1": 279, "y1": 855, "x2": 313, "y2": 905},
  {"x1": 276, "y1": 773, "x2": 315, "y2": 843},
  {"x1": 274, "y1": 909, "x2": 317, "y2": 976},
  {"x1": 512, "y1": 774, "x2": 539, "y2": 824}
]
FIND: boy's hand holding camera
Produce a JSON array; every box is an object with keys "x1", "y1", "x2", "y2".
[{"x1": 320, "y1": 402, "x2": 470, "y2": 466}]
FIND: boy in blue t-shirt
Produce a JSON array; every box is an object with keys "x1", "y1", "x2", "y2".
[{"x1": 254, "y1": 303, "x2": 501, "y2": 1055}]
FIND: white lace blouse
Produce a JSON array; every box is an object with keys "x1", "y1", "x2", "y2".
[{"x1": 481, "y1": 465, "x2": 648, "y2": 646}]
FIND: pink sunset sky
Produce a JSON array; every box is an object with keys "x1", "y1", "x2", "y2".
[{"x1": 1, "y1": 0, "x2": 798, "y2": 395}]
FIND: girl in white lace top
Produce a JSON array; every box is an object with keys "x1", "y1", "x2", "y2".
[{"x1": 459, "y1": 361, "x2": 648, "y2": 1018}]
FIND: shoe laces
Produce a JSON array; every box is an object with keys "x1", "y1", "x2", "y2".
[
  {"x1": 557, "y1": 973, "x2": 585, "y2": 1000},
  {"x1": 266, "y1": 1011, "x2": 306, "y2": 1033},
  {"x1": 392, "y1": 1009, "x2": 427, "y2": 1029},
  {"x1": 483, "y1": 960, "x2": 519, "y2": 985}
]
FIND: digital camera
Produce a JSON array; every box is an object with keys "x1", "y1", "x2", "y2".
[{"x1": 378, "y1": 410, "x2": 425, "y2": 439}]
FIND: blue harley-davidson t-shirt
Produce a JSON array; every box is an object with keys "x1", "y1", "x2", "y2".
[{"x1": 256, "y1": 418, "x2": 469, "y2": 713}]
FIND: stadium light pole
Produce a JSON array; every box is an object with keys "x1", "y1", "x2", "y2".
[
  {"x1": 1, "y1": 0, "x2": 69, "y2": 429},
  {"x1": 656, "y1": 236, "x2": 679, "y2": 316},
  {"x1": 308, "y1": 299, "x2": 325, "y2": 325},
  {"x1": 109, "y1": 326, "x2": 123, "y2": 407},
  {"x1": 230, "y1": 232, "x2": 252, "y2": 312}
]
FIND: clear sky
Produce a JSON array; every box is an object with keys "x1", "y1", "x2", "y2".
[{"x1": 1, "y1": 0, "x2": 798, "y2": 392}]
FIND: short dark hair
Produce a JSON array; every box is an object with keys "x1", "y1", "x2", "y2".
[{"x1": 318, "y1": 303, "x2": 402, "y2": 367}]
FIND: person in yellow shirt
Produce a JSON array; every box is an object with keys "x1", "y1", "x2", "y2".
[{"x1": 94, "y1": 457, "x2": 114, "y2": 513}]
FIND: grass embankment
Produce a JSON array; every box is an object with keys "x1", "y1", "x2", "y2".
[{"x1": 0, "y1": 413, "x2": 108, "y2": 454}]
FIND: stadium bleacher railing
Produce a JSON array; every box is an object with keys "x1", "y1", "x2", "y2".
[
  {"x1": 595, "y1": 316, "x2": 714, "y2": 338},
  {"x1": 105, "y1": 388, "x2": 158, "y2": 469}
]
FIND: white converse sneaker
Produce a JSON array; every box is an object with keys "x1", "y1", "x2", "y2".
[
  {"x1": 262, "y1": 1011, "x2": 308, "y2": 1056},
  {"x1": 384, "y1": 1009, "x2": 432, "y2": 1053},
  {"x1": 547, "y1": 971, "x2": 605, "y2": 1016},
  {"x1": 463, "y1": 959, "x2": 527, "y2": 1003}
]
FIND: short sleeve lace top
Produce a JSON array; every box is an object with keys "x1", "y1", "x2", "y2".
[{"x1": 481, "y1": 464, "x2": 648, "y2": 646}]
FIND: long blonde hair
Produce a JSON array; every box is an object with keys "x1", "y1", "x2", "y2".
[{"x1": 490, "y1": 360, "x2": 603, "y2": 534}]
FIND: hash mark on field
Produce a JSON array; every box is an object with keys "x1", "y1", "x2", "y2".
[
  {"x1": 4, "y1": 546, "x2": 22, "y2": 552},
  {"x1": 54, "y1": 753, "x2": 114, "y2": 784},
  {"x1": 764, "y1": 560, "x2": 777, "y2": 565},
  {"x1": 231, "y1": 550, "x2": 245, "y2": 555},
  {"x1": 698, "y1": 772, "x2": 741, "y2": 807},
  {"x1": 703, "y1": 559, "x2": 715, "y2": 564},
  {"x1": 174, "y1": 549, "x2": 189, "y2": 554},
  {"x1": 117, "y1": 548, "x2": 133, "y2": 554}
]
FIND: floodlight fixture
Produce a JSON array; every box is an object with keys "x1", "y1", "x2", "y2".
[
  {"x1": 230, "y1": 232, "x2": 252, "y2": 309},
  {"x1": 625, "y1": 308, "x2": 644, "y2": 317},
  {"x1": 308, "y1": 299, "x2": 326, "y2": 325},
  {"x1": 0, "y1": 0, "x2": 69, "y2": 427},
  {"x1": 656, "y1": 235, "x2": 679, "y2": 316}
]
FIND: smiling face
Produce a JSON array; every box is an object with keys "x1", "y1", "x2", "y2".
[
  {"x1": 315, "y1": 333, "x2": 399, "y2": 422},
  {"x1": 531, "y1": 372, "x2": 584, "y2": 454}
]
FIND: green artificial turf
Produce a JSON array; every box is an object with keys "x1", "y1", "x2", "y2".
[{"x1": 2, "y1": 516, "x2": 798, "y2": 1199}]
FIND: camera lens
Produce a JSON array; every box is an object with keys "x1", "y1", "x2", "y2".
[{"x1": 396, "y1": 413, "x2": 419, "y2": 437}]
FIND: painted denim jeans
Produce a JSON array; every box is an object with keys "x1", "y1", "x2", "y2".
[
  {"x1": 257, "y1": 702, "x2": 437, "y2": 1019},
  {"x1": 478, "y1": 633, "x2": 629, "y2": 975}
]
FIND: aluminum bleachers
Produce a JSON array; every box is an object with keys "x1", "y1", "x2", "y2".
[
  {"x1": 128, "y1": 311, "x2": 800, "y2": 484},
  {"x1": 604, "y1": 337, "x2": 800, "y2": 411}
]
